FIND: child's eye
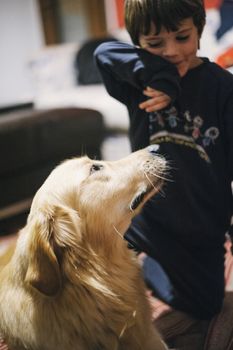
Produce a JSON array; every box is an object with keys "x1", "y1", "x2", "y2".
[
  {"x1": 147, "y1": 42, "x2": 162, "y2": 48},
  {"x1": 176, "y1": 35, "x2": 189, "y2": 42}
]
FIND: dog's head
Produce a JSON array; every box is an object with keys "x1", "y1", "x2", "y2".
[{"x1": 21, "y1": 146, "x2": 166, "y2": 297}]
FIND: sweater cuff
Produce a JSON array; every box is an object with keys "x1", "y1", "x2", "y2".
[{"x1": 148, "y1": 79, "x2": 181, "y2": 103}]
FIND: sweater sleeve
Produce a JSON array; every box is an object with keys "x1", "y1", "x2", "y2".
[
  {"x1": 94, "y1": 41, "x2": 180, "y2": 105},
  {"x1": 224, "y1": 88, "x2": 233, "y2": 239},
  {"x1": 226, "y1": 93, "x2": 233, "y2": 182}
]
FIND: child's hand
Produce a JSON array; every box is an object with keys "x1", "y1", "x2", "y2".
[
  {"x1": 145, "y1": 289, "x2": 172, "y2": 321},
  {"x1": 0, "y1": 336, "x2": 8, "y2": 350},
  {"x1": 139, "y1": 87, "x2": 171, "y2": 112}
]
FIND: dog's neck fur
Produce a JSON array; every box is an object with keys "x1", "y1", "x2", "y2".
[{"x1": 0, "y1": 227, "x2": 143, "y2": 350}]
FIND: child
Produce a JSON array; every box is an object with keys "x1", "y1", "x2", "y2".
[{"x1": 95, "y1": 0, "x2": 233, "y2": 348}]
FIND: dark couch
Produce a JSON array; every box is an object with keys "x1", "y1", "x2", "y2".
[{"x1": 0, "y1": 107, "x2": 105, "y2": 233}]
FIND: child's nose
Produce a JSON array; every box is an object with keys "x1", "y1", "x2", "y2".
[{"x1": 163, "y1": 42, "x2": 179, "y2": 58}]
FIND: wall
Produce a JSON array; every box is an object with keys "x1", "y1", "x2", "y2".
[
  {"x1": 58, "y1": 0, "x2": 89, "y2": 43},
  {"x1": 0, "y1": 0, "x2": 44, "y2": 107},
  {"x1": 104, "y1": 0, "x2": 124, "y2": 31},
  {"x1": 57, "y1": 0, "x2": 106, "y2": 43}
]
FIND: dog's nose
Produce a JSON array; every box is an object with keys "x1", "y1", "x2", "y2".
[{"x1": 147, "y1": 144, "x2": 160, "y2": 155}]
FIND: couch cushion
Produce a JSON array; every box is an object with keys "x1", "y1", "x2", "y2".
[{"x1": 0, "y1": 107, "x2": 105, "y2": 177}]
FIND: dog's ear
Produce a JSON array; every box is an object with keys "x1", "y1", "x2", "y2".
[
  {"x1": 25, "y1": 211, "x2": 61, "y2": 297},
  {"x1": 25, "y1": 205, "x2": 82, "y2": 297}
]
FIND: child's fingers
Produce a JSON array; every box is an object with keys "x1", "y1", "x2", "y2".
[
  {"x1": 145, "y1": 86, "x2": 158, "y2": 93},
  {"x1": 0, "y1": 345, "x2": 9, "y2": 350},
  {"x1": 145, "y1": 101, "x2": 170, "y2": 112},
  {"x1": 140, "y1": 86, "x2": 172, "y2": 111},
  {"x1": 143, "y1": 89, "x2": 164, "y2": 98},
  {"x1": 139, "y1": 97, "x2": 161, "y2": 109},
  {"x1": 0, "y1": 336, "x2": 9, "y2": 350},
  {"x1": 139, "y1": 95, "x2": 171, "y2": 111}
]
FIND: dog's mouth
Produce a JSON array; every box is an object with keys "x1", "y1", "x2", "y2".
[
  {"x1": 129, "y1": 154, "x2": 167, "y2": 211},
  {"x1": 130, "y1": 182, "x2": 162, "y2": 212},
  {"x1": 130, "y1": 191, "x2": 147, "y2": 211}
]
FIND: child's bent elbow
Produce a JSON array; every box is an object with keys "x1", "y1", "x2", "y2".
[{"x1": 94, "y1": 41, "x2": 115, "y2": 60}]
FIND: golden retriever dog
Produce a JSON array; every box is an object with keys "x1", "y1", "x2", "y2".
[{"x1": 0, "y1": 145, "x2": 168, "y2": 350}]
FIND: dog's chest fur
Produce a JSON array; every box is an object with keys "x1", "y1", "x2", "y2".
[{"x1": 0, "y1": 241, "x2": 146, "y2": 350}]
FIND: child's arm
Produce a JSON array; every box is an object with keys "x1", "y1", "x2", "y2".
[
  {"x1": 94, "y1": 41, "x2": 180, "y2": 106},
  {"x1": 225, "y1": 89, "x2": 233, "y2": 248}
]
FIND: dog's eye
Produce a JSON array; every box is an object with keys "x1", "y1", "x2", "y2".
[{"x1": 90, "y1": 164, "x2": 103, "y2": 175}]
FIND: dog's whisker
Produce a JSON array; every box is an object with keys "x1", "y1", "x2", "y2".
[
  {"x1": 143, "y1": 166, "x2": 173, "y2": 183},
  {"x1": 146, "y1": 171, "x2": 170, "y2": 181},
  {"x1": 146, "y1": 184, "x2": 166, "y2": 199},
  {"x1": 142, "y1": 166, "x2": 171, "y2": 182},
  {"x1": 143, "y1": 171, "x2": 166, "y2": 198},
  {"x1": 113, "y1": 225, "x2": 124, "y2": 239},
  {"x1": 157, "y1": 187, "x2": 166, "y2": 198},
  {"x1": 149, "y1": 172, "x2": 173, "y2": 183},
  {"x1": 143, "y1": 172, "x2": 156, "y2": 191}
]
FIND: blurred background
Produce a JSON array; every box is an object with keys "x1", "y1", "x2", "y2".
[
  {"x1": 1, "y1": 0, "x2": 231, "y2": 110},
  {"x1": 0, "y1": 0, "x2": 232, "y2": 109},
  {"x1": 0, "y1": 0, "x2": 123, "y2": 108}
]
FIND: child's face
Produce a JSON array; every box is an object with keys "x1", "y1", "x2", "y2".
[{"x1": 139, "y1": 18, "x2": 201, "y2": 77}]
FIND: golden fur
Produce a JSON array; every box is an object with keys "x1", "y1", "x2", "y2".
[{"x1": 0, "y1": 146, "x2": 167, "y2": 350}]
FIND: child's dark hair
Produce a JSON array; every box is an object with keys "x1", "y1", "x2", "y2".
[{"x1": 124, "y1": 0, "x2": 206, "y2": 45}]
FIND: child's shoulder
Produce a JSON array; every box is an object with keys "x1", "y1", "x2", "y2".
[{"x1": 203, "y1": 58, "x2": 233, "y2": 89}]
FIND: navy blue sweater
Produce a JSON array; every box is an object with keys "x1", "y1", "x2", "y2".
[{"x1": 95, "y1": 41, "x2": 233, "y2": 320}]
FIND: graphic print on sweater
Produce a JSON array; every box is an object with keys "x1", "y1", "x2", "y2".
[{"x1": 149, "y1": 106, "x2": 220, "y2": 163}]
